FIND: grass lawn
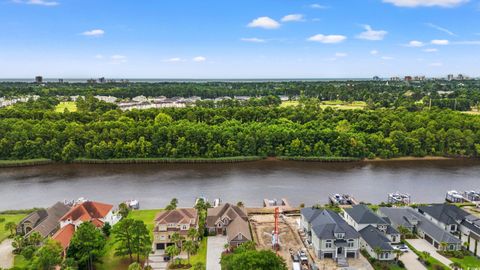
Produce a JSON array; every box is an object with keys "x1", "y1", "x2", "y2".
[
  {"x1": 96, "y1": 209, "x2": 162, "y2": 270},
  {"x1": 55, "y1": 101, "x2": 77, "y2": 113},
  {"x1": 320, "y1": 100, "x2": 366, "y2": 110},
  {"x1": 189, "y1": 237, "x2": 207, "y2": 268},
  {"x1": 451, "y1": 256, "x2": 480, "y2": 269},
  {"x1": 0, "y1": 214, "x2": 27, "y2": 241},
  {"x1": 280, "y1": 100, "x2": 299, "y2": 107},
  {"x1": 13, "y1": 255, "x2": 30, "y2": 269}
]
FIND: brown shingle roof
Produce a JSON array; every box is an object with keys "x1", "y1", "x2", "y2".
[
  {"x1": 206, "y1": 203, "x2": 247, "y2": 228},
  {"x1": 155, "y1": 208, "x2": 197, "y2": 225},
  {"x1": 29, "y1": 202, "x2": 71, "y2": 237},
  {"x1": 226, "y1": 217, "x2": 252, "y2": 243}
]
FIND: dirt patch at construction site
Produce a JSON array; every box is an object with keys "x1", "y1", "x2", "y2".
[{"x1": 249, "y1": 214, "x2": 305, "y2": 267}]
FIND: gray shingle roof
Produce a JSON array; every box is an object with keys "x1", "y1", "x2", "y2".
[
  {"x1": 310, "y1": 209, "x2": 360, "y2": 240},
  {"x1": 360, "y1": 225, "x2": 394, "y2": 251},
  {"x1": 418, "y1": 204, "x2": 469, "y2": 225},
  {"x1": 301, "y1": 207, "x2": 323, "y2": 223},
  {"x1": 345, "y1": 205, "x2": 388, "y2": 225},
  {"x1": 380, "y1": 207, "x2": 460, "y2": 245}
]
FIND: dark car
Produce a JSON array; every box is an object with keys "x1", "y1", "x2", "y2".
[{"x1": 163, "y1": 255, "x2": 171, "y2": 261}]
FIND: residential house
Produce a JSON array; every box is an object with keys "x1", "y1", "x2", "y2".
[
  {"x1": 206, "y1": 203, "x2": 251, "y2": 247},
  {"x1": 379, "y1": 207, "x2": 461, "y2": 251},
  {"x1": 343, "y1": 205, "x2": 400, "y2": 261},
  {"x1": 153, "y1": 208, "x2": 198, "y2": 250},
  {"x1": 418, "y1": 204, "x2": 480, "y2": 256},
  {"x1": 17, "y1": 202, "x2": 70, "y2": 238},
  {"x1": 301, "y1": 208, "x2": 360, "y2": 260},
  {"x1": 53, "y1": 201, "x2": 119, "y2": 254}
]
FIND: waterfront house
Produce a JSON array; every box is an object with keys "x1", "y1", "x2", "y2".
[
  {"x1": 153, "y1": 208, "x2": 198, "y2": 251},
  {"x1": 379, "y1": 207, "x2": 461, "y2": 251},
  {"x1": 418, "y1": 204, "x2": 480, "y2": 256},
  {"x1": 301, "y1": 208, "x2": 360, "y2": 260},
  {"x1": 206, "y1": 203, "x2": 251, "y2": 247},
  {"x1": 359, "y1": 225, "x2": 395, "y2": 261},
  {"x1": 343, "y1": 205, "x2": 400, "y2": 244},
  {"x1": 53, "y1": 201, "x2": 119, "y2": 254},
  {"x1": 17, "y1": 202, "x2": 70, "y2": 238}
]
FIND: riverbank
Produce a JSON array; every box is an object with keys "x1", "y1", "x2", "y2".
[{"x1": 0, "y1": 155, "x2": 472, "y2": 168}]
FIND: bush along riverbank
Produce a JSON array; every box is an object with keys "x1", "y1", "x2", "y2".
[
  {"x1": 0, "y1": 159, "x2": 53, "y2": 168},
  {"x1": 73, "y1": 156, "x2": 266, "y2": 164},
  {"x1": 277, "y1": 156, "x2": 361, "y2": 162}
]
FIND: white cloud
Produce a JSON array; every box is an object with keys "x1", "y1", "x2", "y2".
[
  {"x1": 13, "y1": 0, "x2": 59, "y2": 6},
  {"x1": 241, "y1": 37, "x2": 266, "y2": 43},
  {"x1": 335, "y1": 52, "x2": 348, "y2": 57},
  {"x1": 193, "y1": 56, "x2": 207, "y2": 62},
  {"x1": 281, "y1": 14, "x2": 305, "y2": 22},
  {"x1": 247, "y1": 17, "x2": 280, "y2": 29},
  {"x1": 356, "y1": 25, "x2": 388, "y2": 41},
  {"x1": 431, "y1": 39, "x2": 449, "y2": 45},
  {"x1": 307, "y1": 34, "x2": 347, "y2": 44},
  {"x1": 81, "y1": 29, "x2": 105, "y2": 37},
  {"x1": 406, "y1": 40, "x2": 425, "y2": 47},
  {"x1": 110, "y1": 55, "x2": 127, "y2": 63},
  {"x1": 381, "y1": 56, "x2": 394, "y2": 60},
  {"x1": 430, "y1": 62, "x2": 443, "y2": 66},
  {"x1": 423, "y1": 48, "x2": 439, "y2": 52},
  {"x1": 383, "y1": 0, "x2": 469, "y2": 7},
  {"x1": 164, "y1": 58, "x2": 185, "y2": 63},
  {"x1": 370, "y1": 50, "x2": 379, "y2": 55},
  {"x1": 310, "y1": 3, "x2": 328, "y2": 9},
  {"x1": 426, "y1": 23, "x2": 456, "y2": 36}
]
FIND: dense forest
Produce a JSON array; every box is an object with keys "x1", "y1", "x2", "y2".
[
  {"x1": 1, "y1": 80, "x2": 480, "y2": 111},
  {"x1": 0, "y1": 94, "x2": 479, "y2": 162}
]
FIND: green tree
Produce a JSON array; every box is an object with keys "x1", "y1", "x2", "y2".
[
  {"x1": 165, "y1": 245, "x2": 180, "y2": 265},
  {"x1": 61, "y1": 140, "x2": 79, "y2": 163},
  {"x1": 183, "y1": 240, "x2": 197, "y2": 264},
  {"x1": 112, "y1": 218, "x2": 152, "y2": 263},
  {"x1": 155, "y1": 113, "x2": 173, "y2": 125},
  {"x1": 31, "y1": 239, "x2": 63, "y2": 270},
  {"x1": 4, "y1": 221, "x2": 16, "y2": 237},
  {"x1": 67, "y1": 222, "x2": 106, "y2": 269},
  {"x1": 165, "y1": 198, "x2": 178, "y2": 210},
  {"x1": 128, "y1": 262, "x2": 142, "y2": 270},
  {"x1": 118, "y1": 202, "x2": 130, "y2": 219},
  {"x1": 221, "y1": 249, "x2": 287, "y2": 270}
]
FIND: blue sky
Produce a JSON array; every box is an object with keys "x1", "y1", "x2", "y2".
[{"x1": 0, "y1": 0, "x2": 479, "y2": 78}]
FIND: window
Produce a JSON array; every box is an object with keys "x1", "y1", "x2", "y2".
[
  {"x1": 347, "y1": 240, "x2": 354, "y2": 248},
  {"x1": 326, "y1": 240, "x2": 332, "y2": 248}
]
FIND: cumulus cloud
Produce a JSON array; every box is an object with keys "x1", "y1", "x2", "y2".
[
  {"x1": 193, "y1": 56, "x2": 207, "y2": 62},
  {"x1": 356, "y1": 25, "x2": 388, "y2": 41},
  {"x1": 310, "y1": 3, "x2": 328, "y2": 9},
  {"x1": 81, "y1": 29, "x2": 105, "y2": 37},
  {"x1": 370, "y1": 50, "x2": 379, "y2": 55},
  {"x1": 241, "y1": 37, "x2": 266, "y2": 43},
  {"x1": 406, "y1": 40, "x2": 425, "y2": 47},
  {"x1": 13, "y1": 0, "x2": 59, "y2": 6},
  {"x1": 431, "y1": 39, "x2": 449, "y2": 45},
  {"x1": 281, "y1": 14, "x2": 305, "y2": 22},
  {"x1": 247, "y1": 17, "x2": 280, "y2": 29},
  {"x1": 383, "y1": 0, "x2": 468, "y2": 7},
  {"x1": 307, "y1": 34, "x2": 347, "y2": 44}
]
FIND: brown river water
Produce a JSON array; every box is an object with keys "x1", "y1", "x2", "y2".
[{"x1": 1, "y1": 159, "x2": 479, "y2": 211}]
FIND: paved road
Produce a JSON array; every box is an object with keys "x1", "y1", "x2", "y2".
[
  {"x1": 400, "y1": 250, "x2": 427, "y2": 270},
  {"x1": 0, "y1": 239, "x2": 14, "y2": 269},
  {"x1": 206, "y1": 236, "x2": 226, "y2": 270},
  {"x1": 408, "y1": 239, "x2": 453, "y2": 267}
]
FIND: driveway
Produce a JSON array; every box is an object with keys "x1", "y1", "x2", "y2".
[
  {"x1": 407, "y1": 239, "x2": 453, "y2": 267},
  {"x1": 206, "y1": 236, "x2": 226, "y2": 270},
  {"x1": 0, "y1": 239, "x2": 14, "y2": 269},
  {"x1": 400, "y1": 250, "x2": 427, "y2": 270}
]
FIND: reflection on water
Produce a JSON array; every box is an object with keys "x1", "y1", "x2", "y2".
[{"x1": 1, "y1": 159, "x2": 479, "y2": 210}]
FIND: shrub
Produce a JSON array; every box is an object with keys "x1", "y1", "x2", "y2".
[{"x1": 0, "y1": 217, "x2": 5, "y2": 223}]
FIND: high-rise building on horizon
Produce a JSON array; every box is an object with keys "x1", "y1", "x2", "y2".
[{"x1": 35, "y1": 76, "x2": 43, "y2": 84}]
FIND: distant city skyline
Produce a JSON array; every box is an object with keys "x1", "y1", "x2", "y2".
[{"x1": 0, "y1": 0, "x2": 479, "y2": 78}]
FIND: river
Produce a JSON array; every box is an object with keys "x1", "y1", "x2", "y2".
[{"x1": 1, "y1": 159, "x2": 479, "y2": 211}]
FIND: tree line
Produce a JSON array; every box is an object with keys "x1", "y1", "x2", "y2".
[{"x1": 1, "y1": 98, "x2": 480, "y2": 161}]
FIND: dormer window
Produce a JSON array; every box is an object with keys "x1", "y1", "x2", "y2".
[{"x1": 335, "y1": 233, "x2": 345, "y2": 239}]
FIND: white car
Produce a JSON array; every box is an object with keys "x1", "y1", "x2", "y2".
[{"x1": 393, "y1": 245, "x2": 409, "y2": 252}]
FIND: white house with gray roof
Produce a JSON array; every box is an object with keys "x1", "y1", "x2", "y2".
[
  {"x1": 359, "y1": 225, "x2": 396, "y2": 261},
  {"x1": 418, "y1": 204, "x2": 480, "y2": 256},
  {"x1": 301, "y1": 208, "x2": 360, "y2": 260},
  {"x1": 379, "y1": 207, "x2": 461, "y2": 251}
]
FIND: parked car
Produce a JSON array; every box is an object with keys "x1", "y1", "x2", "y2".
[
  {"x1": 291, "y1": 254, "x2": 300, "y2": 262},
  {"x1": 393, "y1": 244, "x2": 409, "y2": 252},
  {"x1": 298, "y1": 250, "x2": 308, "y2": 264}
]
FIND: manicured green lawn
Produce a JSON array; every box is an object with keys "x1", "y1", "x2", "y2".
[
  {"x1": 55, "y1": 101, "x2": 77, "y2": 113},
  {"x1": 451, "y1": 256, "x2": 480, "y2": 269},
  {"x1": 0, "y1": 214, "x2": 27, "y2": 241},
  {"x1": 189, "y1": 237, "x2": 207, "y2": 267},
  {"x1": 96, "y1": 209, "x2": 162, "y2": 270}
]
